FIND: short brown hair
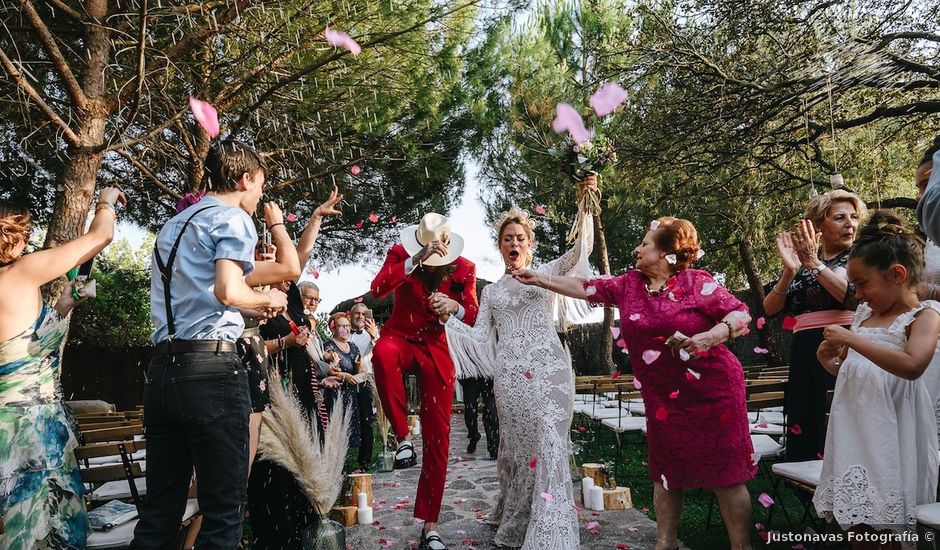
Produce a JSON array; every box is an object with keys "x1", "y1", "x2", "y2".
[
  {"x1": 652, "y1": 217, "x2": 700, "y2": 270},
  {"x1": 204, "y1": 140, "x2": 267, "y2": 192},
  {"x1": 802, "y1": 190, "x2": 868, "y2": 227},
  {"x1": 0, "y1": 201, "x2": 31, "y2": 265},
  {"x1": 329, "y1": 311, "x2": 349, "y2": 329}
]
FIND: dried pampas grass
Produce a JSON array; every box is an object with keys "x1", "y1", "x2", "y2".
[
  {"x1": 369, "y1": 374, "x2": 391, "y2": 451},
  {"x1": 258, "y1": 370, "x2": 351, "y2": 515}
]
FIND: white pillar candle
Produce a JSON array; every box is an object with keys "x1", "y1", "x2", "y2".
[
  {"x1": 411, "y1": 420, "x2": 421, "y2": 436},
  {"x1": 581, "y1": 477, "x2": 595, "y2": 508},
  {"x1": 590, "y1": 486, "x2": 605, "y2": 511},
  {"x1": 357, "y1": 506, "x2": 373, "y2": 525},
  {"x1": 357, "y1": 491, "x2": 368, "y2": 509}
]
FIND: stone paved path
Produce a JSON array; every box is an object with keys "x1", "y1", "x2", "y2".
[{"x1": 345, "y1": 414, "x2": 688, "y2": 549}]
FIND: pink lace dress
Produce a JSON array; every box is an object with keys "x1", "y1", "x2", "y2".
[{"x1": 585, "y1": 269, "x2": 756, "y2": 489}]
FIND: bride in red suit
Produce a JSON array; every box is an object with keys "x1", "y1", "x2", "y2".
[{"x1": 370, "y1": 213, "x2": 478, "y2": 550}]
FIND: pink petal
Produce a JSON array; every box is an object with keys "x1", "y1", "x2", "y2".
[
  {"x1": 700, "y1": 282, "x2": 718, "y2": 296},
  {"x1": 654, "y1": 407, "x2": 668, "y2": 421},
  {"x1": 551, "y1": 103, "x2": 593, "y2": 144},
  {"x1": 369, "y1": 212, "x2": 379, "y2": 223},
  {"x1": 611, "y1": 370, "x2": 622, "y2": 380},
  {"x1": 754, "y1": 347, "x2": 769, "y2": 354},
  {"x1": 660, "y1": 474, "x2": 669, "y2": 490},
  {"x1": 756, "y1": 421, "x2": 768, "y2": 428},
  {"x1": 539, "y1": 492, "x2": 554, "y2": 502},
  {"x1": 616, "y1": 338, "x2": 627, "y2": 349},
  {"x1": 355, "y1": 220, "x2": 364, "y2": 229},
  {"x1": 454, "y1": 498, "x2": 466, "y2": 504},
  {"x1": 189, "y1": 97, "x2": 220, "y2": 138},
  {"x1": 642, "y1": 350, "x2": 660, "y2": 364},
  {"x1": 633, "y1": 378, "x2": 642, "y2": 390},
  {"x1": 679, "y1": 349, "x2": 691, "y2": 361},
  {"x1": 354, "y1": 297, "x2": 364, "y2": 303},
  {"x1": 456, "y1": 530, "x2": 466, "y2": 535},
  {"x1": 628, "y1": 527, "x2": 639, "y2": 532},
  {"x1": 758, "y1": 493, "x2": 775, "y2": 508},
  {"x1": 685, "y1": 368, "x2": 701, "y2": 380},
  {"x1": 586, "y1": 520, "x2": 600, "y2": 534},
  {"x1": 585, "y1": 286, "x2": 597, "y2": 296},
  {"x1": 529, "y1": 457, "x2": 538, "y2": 469},
  {"x1": 286, "y1": 213, "x2": 298, "y2": 222},
  {"x1": 782, "y1": 315, "x2": 797, "y2": 331},
  {"x1": 589, "y1": 82, "x2": 629, "y2": 117},
  {"x1": 790, "y1": 424, "x2": 802, "y2": 435},
  {"x1": 534, "y1": 204, "x2": 547, "y2": 215},
  {"x1": 523, "y1": 370, "x2": 533, "y2": 380},
  {"x1": 755, "y1": 522, "x2": 765, "y2": 530},
  {"x1": 629, "y1": 313, "x2": 641, "y2": 321},
  {"x1": 610, "y1": 327, "x2": 621, "y2": 339},
  {"x1": 324, "y1": 27, "x2": 361, "y2": 55},
  {"x1": 391, "y1": 215, "x2": 398, "y2": 223},
  {"x1": 350, "y1": 165, "x2": 362, "y2": 175},
  {"x1": 669, "y1": 390, "x2": 679, "y2": 399},
  {"x1": 756, "y1": 316, "x2": 766, "y2": 329}
]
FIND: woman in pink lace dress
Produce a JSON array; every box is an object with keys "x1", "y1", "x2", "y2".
[{"x1": 514, "y1": 217, "x2": 755, "y2": 550}]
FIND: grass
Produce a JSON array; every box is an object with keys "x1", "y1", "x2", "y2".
[{"x1": 568, "y1": 416, "x2": 824, "y2": 549}]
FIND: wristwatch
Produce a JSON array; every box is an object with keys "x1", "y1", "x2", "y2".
[{"x1": 809, "y1": 263, "x2": 829, "y2": 279}]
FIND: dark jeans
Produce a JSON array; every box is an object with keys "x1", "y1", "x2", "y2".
[
  {"x1": 459, "y1": 377, "x2": 499, "y2": 456},
  {"x1": 357, "y1": 386, "x2": 375, "y2": 468},
  {"x1": 131, "y1": 351, "x2": 250, "y2": 550}
]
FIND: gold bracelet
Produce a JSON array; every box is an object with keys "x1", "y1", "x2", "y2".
[{"x1": 95, "y1": 202, "x2": 117, "y2": 216}]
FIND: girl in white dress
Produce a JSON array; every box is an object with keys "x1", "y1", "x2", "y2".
[
  {"x1": 814, "y1": 211, "x2": 940, "y2": 544},
  {"x1": 429, "y1": 179, "x2": 596, "y2": 550}
]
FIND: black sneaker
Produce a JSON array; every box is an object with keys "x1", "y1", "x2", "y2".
[
  {"x1": 419, "y1": 530, "x2": 448, "y2": 550},
  {"x1": 467, "y1": 438, "x2": 479, "y2": 454},
  {"x1": 394, "y1": 440, "x2": 417, "y2": 469}
]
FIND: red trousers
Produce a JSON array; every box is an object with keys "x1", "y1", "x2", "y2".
[{"x1": 372, "y1": 333, "x2": 454, "y2": 522}]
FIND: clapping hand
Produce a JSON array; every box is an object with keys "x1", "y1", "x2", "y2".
[
  {"x1": 791, "y1": 219, "x2": 822, "y2": 268},
  {"x1": 775, "y1": 232, "x2": 801, "y2": 274}
]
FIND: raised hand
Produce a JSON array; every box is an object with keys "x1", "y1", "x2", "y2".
[
  {"x1": 314, "y1": 185, "x2": 343, "y2": 218},
  {"x1": 775, "y1": 232, "x2": 801, "y2": 274},
  {"x1": 578, "y1": 173, "x2": 599, "y2": 194},
  {"x1": 792, "y1": 219, "x2": 822, "y2": 268},
  {"x1": 412, "y1": 240, "x2": 449, "y2": 265},
  {"x1": 99, "y1": 187, "x2": 128, "y2": 208},
  {"x1": 264, "y1": 202, "x2": 285, "y2": 228}
]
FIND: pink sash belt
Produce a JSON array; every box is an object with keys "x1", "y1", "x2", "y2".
[{"x1": 793, "y1": 310, "x2": 855, "y2": 332}]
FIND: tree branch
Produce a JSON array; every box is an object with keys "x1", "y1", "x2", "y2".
[
  {"x1": 20, "y1": 0, "x2": 88, "y2": 109},
  {"x1": 47, "y1": 0, "x2": 84, "y2": 21},
  {"x1": 101, "y1": 106, "x2": 188, "y2": 153},
  {"x1": 115, "y1": 149, "x2": 182, "y2": 200},
  {"x1": 0, "y1": 47, "x2": 81, "y2": 146},
  {"x1": 867, "y1": 197, "x2": 917, "y2": 210}
]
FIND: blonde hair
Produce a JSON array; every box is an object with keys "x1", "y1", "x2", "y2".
[
  {"x1": 0, "y1": 202, "x2": 31, "y2": 265},
  {"x1": 803, "y1": 190, "x2": 868, "y2": 227},
  {"x1": 652, "y1": 217, "x2": 701, "y2": 270},
  {"x1": 493, "y1": 207, "x2": 536, "y2": 267}
]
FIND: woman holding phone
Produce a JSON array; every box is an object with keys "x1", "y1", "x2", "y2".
[{"x1": 0, "y1": 188, "x2": 127, "y2": 548}]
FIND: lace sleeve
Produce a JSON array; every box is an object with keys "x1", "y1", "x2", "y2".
[
  {"x1": 537, "y1": 205, "x2": 595, "y2": 330},
  {"x1": 445, "y1": 285, "x2": 498, "y2": 379}
]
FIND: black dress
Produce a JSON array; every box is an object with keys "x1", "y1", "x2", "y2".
[
  {"x1": 774, "y1": 250, "x2": 858, "y2": 462},
  {"x1": 322, "y1": 339, "x2": 362, "y2": 449},
  {"x1": 247, "y1": 283, "x2": 320, "y2": 549}
]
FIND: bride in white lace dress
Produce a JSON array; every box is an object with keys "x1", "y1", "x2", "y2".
[{"x1": 431, "y1": 187, "x2": 595, "y2": 549}]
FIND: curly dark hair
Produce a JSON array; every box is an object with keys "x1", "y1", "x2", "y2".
[
  {"x1": 0, "y1": 201, "x2": 31, "y2": 266},
  {"x1": 849, "y1": 210, "x2": 925, "y2": 285}
]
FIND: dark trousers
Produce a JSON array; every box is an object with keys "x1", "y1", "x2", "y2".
[
  {"x1": 459, "y1": 377, "x2": 499, "y2": 456},
  {"x1": 784, "y1": 328, "x2": 836, "y2": 462},
  {"x1": 357, "y1": 386, "x2": 375, "y2": 468},
  {"x1": 131, "y1": 352, "x2": 250, "y2": 550}
]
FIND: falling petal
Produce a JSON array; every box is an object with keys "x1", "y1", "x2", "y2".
[
  {"x1": 616, "y1": 338, "x2": 627, "y2": 349},
  {"x1": 754, "y1": 347, "x2": 769, "y2": 354},
  {"x1": 660, "y1": 474, "x2": 669, "y2": 490},
  {"x1": 325, "y1": 27, "x2": 362, "y2": 55},
  {"x1": 355, "y1": 220, "x2": 364, "y2": 229},
  {"x1": 755, "y1": 522, "x2": 765, "y2": 530},
  {"x1": 523, "y1": 370, "x2": 533, "y2": 380},
  {"x1": 391, "y1": 216, "x2": 398, "y2": 223},
  {"x1": 679, "y1": 349, "x2": 691, "y2": 361},
  {"x1": 790, "y1": 424, "x2": 802, "y2": 435},
  {"x1": 654, "y1": 407, "x2": 668, "y2": 421},
  {"x1": 629, "y1": 313, "x2": 641, "y2": 321},
  {"x1": 758, "y1": 493, "x2": 775, "y2": 508},
  {"x1": 534, "y1": 204, "x2": 547, "y2": 215},
  {"x1": 756, "y1": 316, "x2": 766, "y2": 329},
  {"x1": 589, "y1": 82, "x2": 629, "y2": 117},
  {"x1": 751, "y1": 452, "x2": 761, "y2": 465},
  {"x1": 585, "y1": 286, "x2": 597, "y2": 296},
  {"x1": 369, "y1": 212, "x2": 379, "y2": 223},
  {"x1": 286, "y1": 213, "x2": 298, "y2": 222},
  {"x1": 610, "y1": 327, "x2": 621, "y2": 339},
  {"x1": 701, "y1": 282, "x2": 718, "y2": 296},
  {"x1": 633, "y1": 378, "x2": 642, "y2": 390},
  {"x1": 782, "y1": 315, "x2": 797, "y2": 331},
  {"x1": 577, "y1": 425, "x2": 587, "y2": 433},
  {"x1": 350, "y1": 165, "x2": 362, "y2": 175},
  {"x1": 685, "y1": 368, "x2": 701, "y2": 380},
  {"x1": 696, "y1": 249, "x2": 705, "y2": 259},
  {"x1": 649, "y1": 220, "x2": 660, "y2": 231},
  {"x1": 540, "y1": 492, "x2": 554, "y2": 502},
  {"x1": 642, "y1": 350, "x2": 660, "y2": 364},
  {"x1": 669, "y1": 390, "x2": 679, "y2": 399},
  {"x1": 611, "y1": 370, "x2": 622, "y2": 380},
  {"x1": 529, "y1": 457, "x2": 538, "y2": 469},
  {"x1": 665, "y1": 254, "x2": 677, "y2": 265},
  {"x1": 551, "y1": 103, "x2": 592, "y2": 144},
  {"x1": 189, "y1": 97, "x2": 220, "y2": 138}
]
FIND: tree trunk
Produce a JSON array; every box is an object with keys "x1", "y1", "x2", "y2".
[
  {"x1": 738, "y1": 238, "x2": 784, "y2": 367},
  {"x1": 593, "y1": 210, "x2": 615, "y2": 374}
]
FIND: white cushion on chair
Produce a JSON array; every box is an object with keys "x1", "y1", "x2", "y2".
[
  {"x1": 86, "y1": 450, "x2": 146, "y2": 466},
  {"x1": 601, "y1": 417, "x2": 647, "y2": 433},
  {"x1": 86, "y1": 499, "x2": 199, "y2": 549},
  {"x1": 587, "y1": 408, "x2": 628, "y2": 420},
  {"x1": 573, "y1": 403, "x2": 594, "y2": 414},
  {"x1": 753, "y1": 411, "x2": 785, "y2": 425},
  {"x1": 771, "y1": 460, "x2": 823, "y2": 487},
  {"x1": 751, "y1": 434, "x2": 784, "y2": 458},
  {"x1": 917, "y1": 503, "x2": 940, "y2": 529},
  {"x1": 750, "y1": 423, "x2": 785, "y2": 436},
  {"x1": 88, "y1": 477, "x2": 147, "y2": 501},
  {"x1": 623, "y1": 402, "x2": 646, "y2": 416}
]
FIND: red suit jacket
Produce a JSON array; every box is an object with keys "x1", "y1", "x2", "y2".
[{"x1": 371, "y1": 243, "x2": 478, "y2": 383}]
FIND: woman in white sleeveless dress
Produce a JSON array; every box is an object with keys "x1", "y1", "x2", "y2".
[{"x1": 431, "y1": 187, "x2": 595, "y2": 549}]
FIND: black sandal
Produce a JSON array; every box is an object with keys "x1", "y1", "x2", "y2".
[
  {"x1": 394, "y1": 440, "x2": 417, "y2": 469},
  {"x1": 419, "y1": 530, "x2": 448, "y2": 550}
]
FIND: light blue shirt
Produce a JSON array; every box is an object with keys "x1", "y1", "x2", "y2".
[
  {"x1": 150, "y1": 196, "x2": 257, "y2": 343},
  {"x1": 918, "y1": 149, "x2": 940, "y2": 244}
]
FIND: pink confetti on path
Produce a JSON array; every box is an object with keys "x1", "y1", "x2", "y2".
[
  {"x1": 325, "y1": 27, "x2": 361, "y2": 55},
  {"x1": 586, "y1": 520, "x2": 600, "y2": 534},
  {"x1": 589, "y1": 82, "x2": 629, "y2": 117},
  {"x1": 189, "y1": 97, "x2": 219, "y2": 138},
  {"x1": 552, "y1": 103, "x2": 592, "y2": 144}
]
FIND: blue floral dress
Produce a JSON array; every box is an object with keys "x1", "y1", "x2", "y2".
[{"x1": 0, "y1": 303, "x2": 87, "y2": 549}]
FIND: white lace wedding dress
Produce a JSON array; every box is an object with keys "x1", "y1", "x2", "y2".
[
  {"x1": 813, "y1": 301, "x2": 940, "y2": 536},
  {"x1": 444, "y1": 215, "x2": 593, "y2": 549}
]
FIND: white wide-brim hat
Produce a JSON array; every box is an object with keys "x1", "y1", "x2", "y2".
[{"x1": 400, "y1": 213, "x2": 465, "y2": 267}]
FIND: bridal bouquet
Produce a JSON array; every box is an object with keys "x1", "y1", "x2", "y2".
[{"x1": 554, "y1": 135, "x2": 618, "y2": 182}]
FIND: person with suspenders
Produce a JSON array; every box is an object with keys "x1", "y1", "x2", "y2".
[{"x1": 131, "y1": 141, "x2": 287, "y2": 549}]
